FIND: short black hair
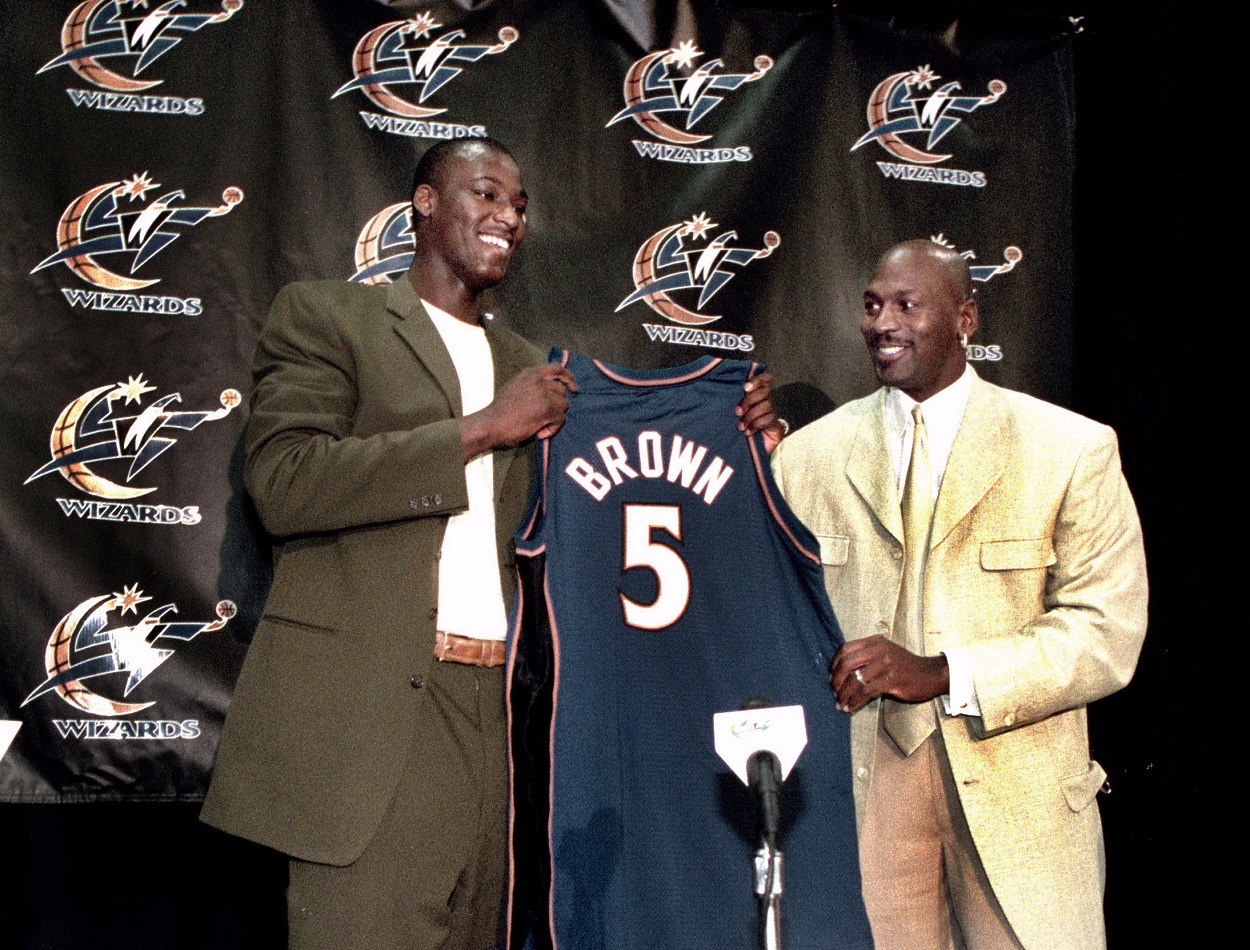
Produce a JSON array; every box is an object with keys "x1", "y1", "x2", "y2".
[{"x1": 410, "y1": 136, "x2": 517, "y2": 203}]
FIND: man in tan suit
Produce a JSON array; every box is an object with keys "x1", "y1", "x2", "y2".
[{"x1": 771, "y1": 240, "x2": 1147, "y2": 950}]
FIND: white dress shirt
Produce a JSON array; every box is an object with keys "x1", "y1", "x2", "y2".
[
  {"x1": 883, "y1": 365, "x2": 979, "y2": 716},
  {"x1": 425, "y1": 301, "x2": 507, "y2": 641}
]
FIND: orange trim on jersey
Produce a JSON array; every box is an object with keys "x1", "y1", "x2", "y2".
[
  {"x1": 591, "y1": 357, "x2": 723, "y2": 387},
  {"x1": 748, "y1": 435, "x2": 822, "y2": 565}
]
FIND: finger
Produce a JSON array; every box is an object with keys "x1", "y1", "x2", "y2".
[
  {"x1": 742, "y1": 372, "x2": 773, "y2": 394},
  {"x1": 738, "y1": 405, "x2": 777, "y2": 435},
  {"x1": 542, "y1": 365, "x2": 578, "y2": 391},
  {"x1": 535, "y1": 420, "x2": 564, "y2": 440},
  {"x1": 838, "y1": 662, "x2": 885, "y2": 713},
  {"x1": 830, "y1": 650, "x2": 870, "y2": 696}
]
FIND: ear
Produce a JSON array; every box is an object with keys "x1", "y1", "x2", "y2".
[
  {"x1": 958, "y1": 296, "x2": 979, "y2": 340},
  {"x1": 412, "y1": 183, "x2": 435, "y2": 221}
]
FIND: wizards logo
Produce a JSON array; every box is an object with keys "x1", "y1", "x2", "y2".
[
  {"x1": 38, "y1": 0, "x2": 244, "y2": 115},
  {"x1": 608, "y1": 41, "x2": 772, "y2": 164},
  {"x1": 25, "y1": 375, "x2": 240, "y2": 524},
  {"x1": 932, "y1": 234, "x2": 1022, "y2": 362},
  {"x1": 852, "y1": 65, "x2": 1006, "y2": 187},
  {"x1": 21, "y1": 585, "x2": 232, "y2": 734},
  {"x1": 333, "y1": 11, "x2": 517, "y2": 139},
  {"x1": 349, "y1": 203, "x2": 414, "y2": 285},
  {"x1": 617, "y1": 212, "x2": 779, "y2": 352},
  {"x1": 31, "y1": 172, "x2": 242, "y2": 314}
]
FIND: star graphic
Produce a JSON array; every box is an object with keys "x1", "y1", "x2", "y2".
[
  {"x1": 910, "y1": 64, "x2": 939, "y2": 90},
  {"x1": 668, "y1": 40, "x2": 702, "y2": 69},
  {"x1": 118, "y1": 172, "x2": 158, "y2": 203},
  {"x1": 930, "y1": 233, "x2": 956, "y2": 250},
  {"x1": 113, "y1": 584, "x2": 151, "y2": 616},
  {"x1": 407, "y1": 11, "x2": 442, "y2": 39},
  {"x1": 683, "y1": 212, "x2": 717, "y2": 240},
  {"x1": 115, "y1": 374, "x2": 156, "y2": 405}
]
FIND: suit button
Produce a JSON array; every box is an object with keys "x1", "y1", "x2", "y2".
[
  {"x1": 856, "y1": 767, "x2": 868, "y2": 779},
  {"x1": 428, "y1": 607, "x2": 438, "y2": 620},
  {"x1": 877, "y1": 620, "x2": 889, "y2": 632},
  {"x1": 410, "y1": 676, "x2": 424, "y2": 690},
  {"x1": 433, "y1": 494, "x2": 442, "y2": 505},
  {"x1": 422, "y1": 496, "x2": 431, "y2": 507},
  {"x1": 409, "y1": 499, "x2": 421, "y2": 510},
  {"x1": 1003, "y1": 712, "x2": 1016, "y2": 727},
  {"x1": 890, "y1": 548, "x2": 902, "y2": 560}
]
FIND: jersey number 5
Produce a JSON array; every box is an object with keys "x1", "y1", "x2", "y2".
[{"x1": 620, "y1": 504, "x2": 691, "y2": 630}]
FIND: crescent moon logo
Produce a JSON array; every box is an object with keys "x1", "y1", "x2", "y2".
[
  {"x1": 630, "y1": 224, "x2": 720, "y2": 326},
  {"x1": 621, "y1": 51, "x2": 711, "y2": 146},
  {"x1": 864, "y1": 72, "x2": 951, "y2": 165},
  {"x1": 350, "y1": 22, "x2": 446, "y2": 119},
  {"x1": 49, "y1": 383, "x2": 156, "y2": 499},
  {"x1": 351, "y1": 202, "x2": 415, "y2": 285},
  {"x1": 43, "y1": 594, "x2": 154, "y2": 716},
  {"x1": 56, "y1": 0, "x2": 162, "y2": 92},
  {"x1": 56, "y1": 182, "x2": 160, "y2": 291}
]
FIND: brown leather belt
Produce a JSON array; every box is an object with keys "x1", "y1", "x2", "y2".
[{"x1": 434, "y1": 630, "x2": 506, "y2": 668}]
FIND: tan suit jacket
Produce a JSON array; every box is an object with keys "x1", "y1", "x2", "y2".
[
  {"x1": 771, "y1": 372, "x2": 1147, "y2": 950},
  {"x1": 200, "y1": 276, "x2": 542, "y2": 866}
]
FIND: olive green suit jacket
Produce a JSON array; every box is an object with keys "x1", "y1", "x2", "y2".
[
  {"x1": 771, "y1": 372, "x2": 1147, "y2": 950},
  {"x1": 200, "y1": 276, "x2": 542, "y2": 866}
]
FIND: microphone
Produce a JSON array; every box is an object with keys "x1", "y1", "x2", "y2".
[{"x1": 744, "y1": 697, "x2": 782, "y2": 848}]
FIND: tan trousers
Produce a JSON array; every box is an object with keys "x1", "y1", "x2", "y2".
[
  {"x1": 287, "y1": 660, "x2": 507, "y2": 950},
  {"x1": 859, "y1": 717, "x2": 1023, "y2": 950}
]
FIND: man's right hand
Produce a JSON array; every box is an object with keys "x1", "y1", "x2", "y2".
[{"x1": 459, "y1": 363, "x2": 577, "y2": 460}]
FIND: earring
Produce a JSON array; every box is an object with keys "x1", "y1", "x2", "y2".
[{"x1": 960, "y1": 334, "x2": 969, "y2": 348}]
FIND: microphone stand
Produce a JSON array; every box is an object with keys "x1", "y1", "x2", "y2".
[
  {"x1": 748, "y1": 750, "x2": 784, "y2": 950},
  {"x1": 753, "y1": 840, "x2": 783, "y2": 950}
]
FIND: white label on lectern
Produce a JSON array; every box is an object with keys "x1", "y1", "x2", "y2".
[{"x1": 713, "y1": 704, "x2": 807, "y2": 784}]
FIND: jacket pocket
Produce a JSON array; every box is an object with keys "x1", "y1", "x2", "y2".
[
  {"x1": 980, "y1": 537, "x2": 1056, "y2": 571},
  {"x1": 816, "y1": 534, "x2": 849, "y2": 566},
  {"x1": 263, "y1": 535, "x2": 346, "y2": 632},
  {"x1": 1061, "y1": 760, "x2": 1108, "y2": 812}
]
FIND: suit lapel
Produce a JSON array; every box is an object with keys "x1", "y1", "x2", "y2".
[
  {"x1": 931, "y1": 375, "x2": 1008, "y2": 550},
  {"x1": 388, "y1": 277, "x2": 461, "y2": 418},
  {"x1": 845, "y1": 390, "x2": 905, "y2": 546}
]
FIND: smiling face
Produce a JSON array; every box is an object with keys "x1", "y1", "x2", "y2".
[
  {"x1": 412, "y1": 142, "x2": 528, "y2": 302},
  {"x1": 861, "y1": 242, "x2": 978, "y2": 403}
]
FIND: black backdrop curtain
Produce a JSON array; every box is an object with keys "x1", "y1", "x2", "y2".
[{"x1": 0, "y1": 0, "x2": 1218, "y2": 945}]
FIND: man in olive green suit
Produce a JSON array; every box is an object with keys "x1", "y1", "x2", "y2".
[
  {"x1": 200, "y1": 140, "x2": 575, "y2": 950},
  {"x1": 202, "y1": 139, "x2": 779, "y2": 950},
  {"x1": 771, "y1": 241, "x2": 1147, "y2": 950}
]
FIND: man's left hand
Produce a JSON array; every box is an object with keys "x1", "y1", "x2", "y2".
[
  {"x1": 829, "y1": 635, "x2": 950, "y2": 713},
  {"x1": 735, "y1": 372, "x2": 785, "y2": 452}
]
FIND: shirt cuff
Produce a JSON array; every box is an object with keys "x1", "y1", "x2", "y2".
[{"x1": 940, "y1": 647, "x2": 981, "y2": 717}]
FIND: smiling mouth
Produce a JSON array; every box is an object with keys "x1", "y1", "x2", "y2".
[
  {"x1": 871, "y1": 341, "x2": 909, "y2": 359},
  {"x1": 479, "y1": 234, "x2": 510, "y2": 251}
]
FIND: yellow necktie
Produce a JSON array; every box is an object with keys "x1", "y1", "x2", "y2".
[{"x1": 884, "y1": 404, "x2": 937, "y2": 755}]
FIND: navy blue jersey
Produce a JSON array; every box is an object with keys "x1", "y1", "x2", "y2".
[{"x1": 507, "y1": 351, "x2": 871, "y2": 950}]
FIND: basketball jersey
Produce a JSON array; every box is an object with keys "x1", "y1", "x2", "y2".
[{"x1": 507, "y1": 351, "x2": 872, "y2": 950}]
